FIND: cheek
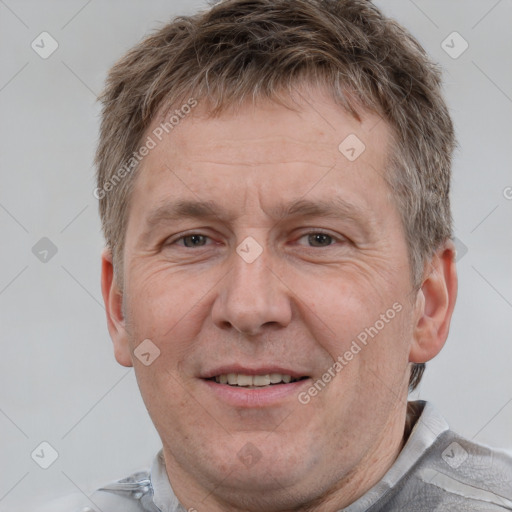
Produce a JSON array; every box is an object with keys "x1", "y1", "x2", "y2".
[
  {"x1": 123, "y1": 264, "x2": 226, "y2": 384},
  {"x1": 134, "y1": 364, "x2": 209, "y2": 447},
  {"x1": 295, "y1": 268, "x2": 397, "y2": 349},
  {"x1": 298, "y1": 269, "x2": 412, "y2": 399},
  {"x1": 124, "y1": 262, "x2": 214, "y2": 337}
]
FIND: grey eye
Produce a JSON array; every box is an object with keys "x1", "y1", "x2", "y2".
[
  {"x1": 181, "y1": 234, "x2": 208, "y2": 247},
  {"x1": 307, "y1": 233, "x2": 333, "y2": 247}
]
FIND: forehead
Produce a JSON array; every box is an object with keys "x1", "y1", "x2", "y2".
[
  {"x1": 131, "y1": 87, "x2": 394, "y2": 220},
  {"x1": 154, "y1": 90, "x2": 389, "y2": 161}
]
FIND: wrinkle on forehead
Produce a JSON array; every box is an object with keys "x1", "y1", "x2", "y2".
[{"x1": 128, "y1": 87, "x2": 395, "y2": 240}]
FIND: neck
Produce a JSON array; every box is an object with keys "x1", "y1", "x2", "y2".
[{"x1": 163, "y1": 399, "x2": 414, "y2": 512}]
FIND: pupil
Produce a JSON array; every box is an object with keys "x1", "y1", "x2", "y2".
[
  {"x1": 309, "y1": 233, "x2": 331, "y2": 246},
  {"x1": 185, "y1": 235, "x2": 205, "y2": 247}
]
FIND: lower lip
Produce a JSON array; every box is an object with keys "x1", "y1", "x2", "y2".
[{"x1": 201, "y1": 378, "x2": 311, "y2": 407}]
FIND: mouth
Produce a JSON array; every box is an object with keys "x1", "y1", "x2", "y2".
[
  {"x1": 207, "y1": 372, "x2": 309, "y2": 389},
  {"x1": 201, "y1": 367, "x2": 311, "y2": 407}
]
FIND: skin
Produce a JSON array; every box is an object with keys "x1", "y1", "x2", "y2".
[{"x1": 101, "y1": 85, "x2": 457, "y2": 512}]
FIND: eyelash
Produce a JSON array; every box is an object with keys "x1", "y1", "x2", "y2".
[{"x1": 167, "y1": 230, "x2": 345, "y2": 249}]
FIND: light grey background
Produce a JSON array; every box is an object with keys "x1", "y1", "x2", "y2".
[{"x1": 0, "y1": 0, "x2": 511, "y2": 510}]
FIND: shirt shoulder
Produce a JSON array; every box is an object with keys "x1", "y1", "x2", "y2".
[
  {"x1": 414, "y1": 430, "x2": 512, "y2": 509},
  {"x1": 375, "y1": 427, "x2": 512, "y2": 511},
  {"x1": 345, "y1": 402, "x2": 512, "y2": 512}
]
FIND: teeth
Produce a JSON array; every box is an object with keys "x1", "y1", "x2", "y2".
[
  {"x1": 253, "y1": 375, "x2": 271, "y2": 386},
  {"x1": 269, "y1": 373, "x2": 282, "y2": 384},
  {"x1": 214, "y1": 373, "x2": 299, "y2": 387},
  {"x1": 237, "y1": 374, "x2": 253, "y2": 386}
]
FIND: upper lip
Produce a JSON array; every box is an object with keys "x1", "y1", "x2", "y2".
[{"x1": 201, "y1": 366, "x2": 309, "y2": 380}]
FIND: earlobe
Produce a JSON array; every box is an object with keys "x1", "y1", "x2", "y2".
[
  {"x1": 409, "y1": 240, "x2": 458, "y2": 364},
  {"x1": 100, "y1": 249, "x2": 133, "y2": 367}
]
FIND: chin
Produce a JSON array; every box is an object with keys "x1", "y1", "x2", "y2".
[{"x1": 213, "y1": 442, "x2": 313, "y2": 489}]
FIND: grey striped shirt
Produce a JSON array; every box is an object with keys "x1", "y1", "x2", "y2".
[{"x1": 38, "y1": 401, "x2": 512, "y2": 511}]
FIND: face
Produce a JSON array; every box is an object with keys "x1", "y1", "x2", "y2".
[{"x1": 104, "y1": 86, "x2": 437, "y2": 510}]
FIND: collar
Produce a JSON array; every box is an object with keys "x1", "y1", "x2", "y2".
[
  {"x1": 150, "y1": 450, "x2": 185, "y2": 512},
  {"x1": 343, "y1": 400, "x2": 450, "y2": 511}
]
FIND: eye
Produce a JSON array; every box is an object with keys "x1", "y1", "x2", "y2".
[
  {"x1": 297, "y1": 231, "x2": 341, "y2": 248},
  {"x1": 305, "y1": 233, "x2": 334, "y2": 247},
  {"x1": 174, "y1": 234, "x2": 210, "y2": 248}
]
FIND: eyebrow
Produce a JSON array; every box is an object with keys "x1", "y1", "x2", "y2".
[
  {"x1": 275, "y1": 198, "x2": 370, "y2": 224},
  {"x1": 144, "y1": 199, "x2": 225, "y2": 228},
  {"x1": 142, "y1": 197, "x2": 372, "y2": 236}
]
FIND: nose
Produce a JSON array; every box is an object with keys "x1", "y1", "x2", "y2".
[{"x1": 211, "y1": 243, "x2": 293, "y2": 336}]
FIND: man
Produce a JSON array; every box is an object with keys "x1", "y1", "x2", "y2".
[{"x1": 46, "y1": 0, "x2": 512, "y2": 510}]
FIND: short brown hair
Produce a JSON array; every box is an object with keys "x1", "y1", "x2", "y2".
[{"x1": 95, "y1": 0, "x2": 455, "y2": 391}]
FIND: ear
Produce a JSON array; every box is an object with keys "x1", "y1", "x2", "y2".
[
  {"x1": 101, "y1": 248, "x2": 133, "y2": 367},
  {"x1": 409, "y1": 239, "x2": 458, "y2": 363}
]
